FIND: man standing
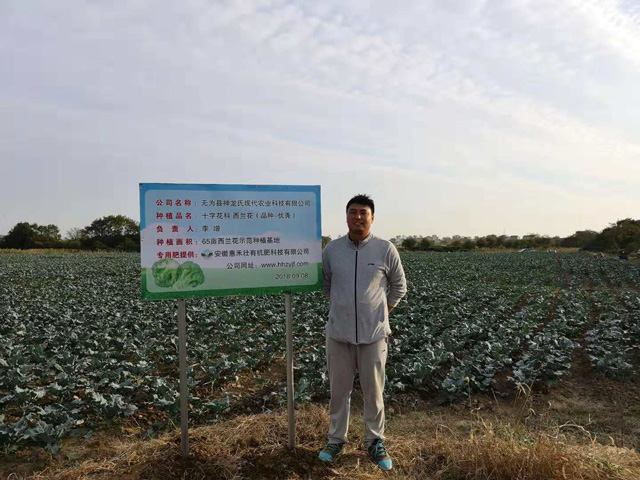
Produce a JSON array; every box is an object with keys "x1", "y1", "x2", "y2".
[{"x1": 318, "y1": 194, "x2": 407, "y2": 471}]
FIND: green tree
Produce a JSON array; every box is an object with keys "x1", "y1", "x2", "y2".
[
  {"x1": 1, "y1": 222, "x2": 35, "y2": 249},
  {"x1": 401, "y1": 237, "x2": 417, "y2": 251},
  {"x1": 536, "y1": 236, "x2": 552, "y2": 248},
  {"x1": 560, "y1": 230, "x2": 597, "y2": 248},
  {"x1": 485, "y1": 234, "x2": 498, "y2": 248},
  {"x1": 1, "y1": 222, "x2": 62, "y2": 249},
  {"x1": 417, "y1": 237, "x2": 432, "y2": 251},
  {"x1": 504, "y1": 237, "x2": 519, "y2": 249},
  {"x1": 322, "y1": 236, "x2": 332, "y2": 249},
  {"x1": 82, "y1": 215, "x2": 139, "y2": 251},
  {"x1": 522, "y1": 234, "x2": 540, "y2": 249},
  {"x1": 585, "y1": 219, "x2": 640, "y2": 253},
  {"x1": 36, "y1": 224, "x2": 61, "y2": 245},
  {"x1": 462, "y1": 238, "x2": 476, "y2": 250}
]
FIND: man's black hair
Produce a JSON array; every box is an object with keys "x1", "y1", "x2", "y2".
[{"x1": 346, "y1": 194, "x2": 375, "y2": 215}]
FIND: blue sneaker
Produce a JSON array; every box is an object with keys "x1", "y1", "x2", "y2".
[
  {"x1": 318, "y1": 442, "x2": 345, "y2": 462},
  {"x1": 368, "y1": 439, "x2": 392, "y2": 470}
]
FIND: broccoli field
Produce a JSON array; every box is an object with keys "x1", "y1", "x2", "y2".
[{"x1": 1, "y1": 251, "x2": 639, "y2": 452}]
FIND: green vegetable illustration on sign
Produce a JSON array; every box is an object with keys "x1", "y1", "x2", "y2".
[
  {"x1": 173, "y1": 261, "x2": 205, "y2": 289},
  {"x1": 151, "y1": 259, "x2": 205, "y2": 289},
  {"x1": 152, "y1": 259, "x2": 181, "y2": 287}
]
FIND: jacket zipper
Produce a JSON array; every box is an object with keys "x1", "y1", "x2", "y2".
[{"x1": 354, "y1": 248, "x2": 359, "y2": 343}]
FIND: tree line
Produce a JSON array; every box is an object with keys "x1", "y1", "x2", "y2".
[
  {"x1": 2, "y1": 217, "x2": 638, "y2": 254},
  {"x1": 392, "y1": 218, "x2": 640, "y2": 254},
  {"x1": 0, "y1": 215, "x2": 140, "y2": 251}
]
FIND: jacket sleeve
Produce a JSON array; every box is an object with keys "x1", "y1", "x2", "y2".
[
  {"x1": 386, "y1": 244, "x2": 407, "y2": 307},
  {"x1": 322, "y1": 246, "x2": 331, "y2": 300}
]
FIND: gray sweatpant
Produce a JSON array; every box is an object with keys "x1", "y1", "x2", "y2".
[{"x1": 326, "y1": 335, "x2": 388, "y2": 444}]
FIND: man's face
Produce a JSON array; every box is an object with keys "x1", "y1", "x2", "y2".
[{"x1": 347, "y1": 203, "x2": 374, "y2": 237}]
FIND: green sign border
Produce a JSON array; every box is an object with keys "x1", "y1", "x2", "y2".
[
  {"x1": 141, "y1": 264, "x2": 322, "y2": 300},
  {"x1": 140, "y1": 183, "x2": 323, "y2": 300}
]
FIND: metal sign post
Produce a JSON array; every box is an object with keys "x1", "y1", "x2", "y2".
[
  {"x1": 285, "y1": 292, "x2": 295, "y2": 448},
  {"x1": 178, "y1": 298, "x2": 189, "y2": 458}
]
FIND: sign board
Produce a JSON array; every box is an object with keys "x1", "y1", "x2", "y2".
[{"x1": 139, "y1": 183, "x2": 322, "y2": 299}]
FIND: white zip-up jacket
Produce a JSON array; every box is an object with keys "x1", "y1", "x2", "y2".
[{"x1": 322, "y1": 233, "x2": 407, "y2": 344}]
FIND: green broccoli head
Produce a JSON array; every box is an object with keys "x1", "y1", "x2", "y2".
[
  {"x1": 173, "y1": 261, "x2": 205, "y2": 289},
  {"x1": 152, "y1": 258, "x2": 181, "y2": 287}
]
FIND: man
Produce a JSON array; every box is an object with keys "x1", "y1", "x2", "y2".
[{"x1": 318, "y1": 194, "x2": 407, "y2": 471}]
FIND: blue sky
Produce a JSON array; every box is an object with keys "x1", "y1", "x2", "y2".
[{"x1": 2, "y1": 0, "x2": 639, "y2": 239}]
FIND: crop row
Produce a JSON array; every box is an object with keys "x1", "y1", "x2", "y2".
[{"x1": 1, "y1": 251, "x2": 638, "y2": 451}]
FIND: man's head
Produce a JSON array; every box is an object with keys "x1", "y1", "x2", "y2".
[{"x1": 346, "y1": 194, "x2": 375, "y2": 240}]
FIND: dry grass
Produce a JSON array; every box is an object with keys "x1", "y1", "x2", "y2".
[
  {"x1": 7, "y1": 403, "x2": 637, "y2": 480},
  {"x1": 415, "y1": 421, "x2": 639, "y2": 480}
]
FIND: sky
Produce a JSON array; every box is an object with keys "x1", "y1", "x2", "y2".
[{"x1": 1, "y1": 0, "x2": 639, "y2": 240}]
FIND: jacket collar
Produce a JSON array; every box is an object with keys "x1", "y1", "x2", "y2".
[{"x1": 345, "y1": 232, "x2": 373, "y2": 250}]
